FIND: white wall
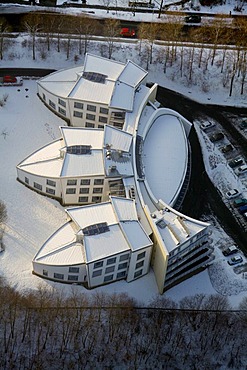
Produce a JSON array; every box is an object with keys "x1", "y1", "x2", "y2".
[{"x1": 32, "y1": 261, "x2": 87, "y2": 284}]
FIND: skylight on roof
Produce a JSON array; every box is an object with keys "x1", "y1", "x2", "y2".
[
  {"x1": 83, "y1": 222, "x2": 110, "y2": 236},
  {"x1": 67, "y1": 145, "x2": 91, "y2": 155},
  {"x1": 82, "y1": 72, "x2": 107, "y2": 84}
]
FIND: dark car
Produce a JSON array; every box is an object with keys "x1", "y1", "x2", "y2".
[
  {"x1": 221, "y1": 144, "x2": 234, "y2": 153},
  {"x1": 210, "y1": 132, "x2": 224, "y2": 142},
  {"x1": 185, "y1": 15, "x2": 201, "y2": 23}
]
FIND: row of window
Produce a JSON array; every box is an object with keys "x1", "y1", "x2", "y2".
[
  {"x1": 67, "y1": 179, "x2": 104, "y2": 186},
  {"x1": 73, "y1": 110, "x2": 108, "y2": 124},
  {"x1": 93, "y1": 253, "x2": 129, "y2": 269},
  {"x1": 73, "y1": 102, "x2": 109, "y2": 115},
  {"x1": 45, "y1": 269, "x2": 142, "y2": 282},
  {"x1": 66, "y1": 187, "x2": 103, "y2": 195}
]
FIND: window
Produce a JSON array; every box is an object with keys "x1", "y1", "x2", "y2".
[
  {"x1": 136, "y1": 260, "x2": 144, "y2": 269},
  {"x1": 73, "y1": 111, "x2": 83, "y2": 118},
  {"x1": 67, "y1": 179, "x2": 77, "y2": 186},
  {"x1": 105, "y1": 266, "x2": 115, "y2": 274},
  {"x1": 104, "y1": 274, "x2": 113, "y2": 282},
  {"x1": 42, "y1": 93, "x2": 46, "y2": 101},
  {"x1": 34, "y1": 182, "x2": 42, "y2": 191},
  {"x1": 92, "y1": 269, "x2": 102, "y2": 278},
  {"x1": 92, "y1": 196, "x2": 101, "y2": 203},
  {"x1": 119, "y1": 254, "x2": 129, "y2": 262},
  {"x1": 46, "y1": 187, "x2": 55, "y2": 195},
  {"x1": 99, "y1": 116, "x2": 107, "y2": 123},
  {"x1": 47, "y1": 179, "x2": 56, "y2": 187},
  {"x1": 137, "y1": 251, "x2": 146, "y2": 260},
  {"x1": 54, "y1": 273, "x2": 64, "y2": 280},
  {"x1": 100, "y1": 107, "x2": 109, "y2": 115},
  {"x1": 66, "y1": 188, "x2": 76, "y2": 194},
  {"x1": 25, "y1": 177, "x2": 29, "y2": 185},
  {"x1": 134, "y1": 270, "x2": 143, "y2": 279},
  {"x1": 58, "y1": 107, "x2": 66, "y2": 116},
  {"x1": 86, "y1": 113, "x2": 95, "y2": 121},
  {"x1": 107, "y1": 257, "x2": 116, "y2": 265},
  {"x1": 94, "y1": 179, "x2": 104, "y2": 185},
  {"x1": 118, "y1": 262, "x2": 128, "y2": 270},
  {"x1": 69, "y1": 267, "x2": 79, "y2": 273},
  {"x1": 112, "y1": 112, "x2": 125, "y2": 118},
  {"x1": 93, "y1": 188, "x2": 103, "y2": 194},
  {"x1": 49, "y1": 100, "x2": 56, "y2": 109},
  {"x1": 79, "y1": 188, "x2": 89, "y2": 194},
  {"x1": 85, "y1": 122, "x2": 95, "y2": 128},
  {"x1": 79, "y1": 196, "x2": 88, "y2": 203},
  {"x1": 68, "y1": 275, "x2": 79, "y2": 281},
  {"x1": 113, "y1": 122, "x2": 123, "y2": 129},
  {"x1": 43, "y1": 270, "x2": 48, "y2": 276},
  {"x1": 81, "y1": 179, "x2": 90, "y2": 185},
  {"x1": 94, "y1": 261, "x2": 103, "y2": 269},
  {"x1": 74, "y1": 102, "x2": 83, "y2": 109},
  {"x1": 87, "y1": 104, "x2": 96, "y2": 112},
  {"x1": 117, "y1": 271, "x2": 126, "y2": 279},
  {"x1": 98, "y1": 125, "x2": 104, "y2": 129},
  {"x1": 58, "y1": 98, "x2": 66, "y2": 107}
]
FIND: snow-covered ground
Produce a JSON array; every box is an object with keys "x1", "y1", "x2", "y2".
[{"x1": 0, "y1": 3, "x2": 247, "y2": 308}]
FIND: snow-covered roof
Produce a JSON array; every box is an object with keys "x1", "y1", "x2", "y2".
[
  {"x1": 34, "y1": 222, "x2": 85, "y2": 265},
  {"x1": 120, "y1": 220, "x2": 152, "y2": 251},
  {"x1": 142, "y1": 112, "x2": 188, "y2": 206},
  {"x1": 104, "y1": 125, "x2": 132, "y2": 152},
  {"x1": 37, "y1": 197, "x2": 151, "y2": 264},
  {"x1": 83, "y1": 53, "x2": 125, "y2": 80},
  {"x1": 38, "y1": 54, "x2": 148, "y2": 111},
  {"x1": 61, "y1": 126, "x2": 104, "y2": 149},
  {"x1": 61, "y1": 150, "x2": 104, "y2": 177},
  {"x1": 84, "y1": 223, "x2": 130, "y2": 263},
  {"x1": 17, "y1": 140, "x2": 63, "y2": 177},
  {"x1": 151, "y1": 205, "x2": 210, "y2": 254}
]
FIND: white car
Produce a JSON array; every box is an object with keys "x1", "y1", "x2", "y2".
[
  {"x1": 225, "y1": 189, "x2": 241, "y2": 199},
  {"x1": 237, "y1": 164, "x2": 247, "y2": 175}
]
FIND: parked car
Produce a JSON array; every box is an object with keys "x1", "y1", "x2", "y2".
[
  {"x1": 227, "y1": 255, "x2": 243, "y2": 265},
  {"x1": 240, "y1": 119, "x2": 247, "y2": 129},
  {"x1": 222, "y1": 245, "x2": 238, "y2": 256},
  {"x1": 228, "y1": 157, "x2": 243, "y2": 168},
  {"x1": 221, "y1": 144, "x2": 234, "y2": 153},
  {"x1": 120, "y1": 28, "x2": 136, "y2": 38},
  {"x1": 233, "y1": 198, "x2": 247, "y2": 207},
  {"x1": 185, "y1": 15, "x2": 201, "y2": 23},
  {"x1": 0, "y1": 75, "x2": 17, "y2": 84},
  {"x1": 200, "y1": 121, "x2": 215, "y2": 130},
  {"x1": 210, "y1": 132, "x2": 224, "y2": 142},
  {"x1": 237, "y1": 164, "x2": 247, "y2": 175},
  {"x1": 238, "y1": 204, "x2": 247, "y2": 214},
  {"x1": 225, "y1": 189, "x2": 241, "y2": 199}
]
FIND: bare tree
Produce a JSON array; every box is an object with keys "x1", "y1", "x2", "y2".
[
  {"x1": 76, "y1": 17, "x2": 98, "y2": 55},
  {"x1": 0, "y1": 17, "x2": 10, "y2": 60},
  {"x1": 104, "y1": 19, "x2": 120, "y2": 59},
  {"x1": 22, "y1": 14, "x2": 41, "y2": 60}
]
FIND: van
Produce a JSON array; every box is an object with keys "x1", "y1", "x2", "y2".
[
  {"x1": 238, "y1": 204, "x2": 247, "y2": 214},
  {"x1": 233, "y1": 198, "x2": 247, "y2": 207},
  {"x1": 237, "y1": 164, "x2": 247, "y2": 174}
]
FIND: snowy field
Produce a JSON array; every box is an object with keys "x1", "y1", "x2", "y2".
[{"x1": 0, "y1": 4, "x2": 247, "y2": 307}]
